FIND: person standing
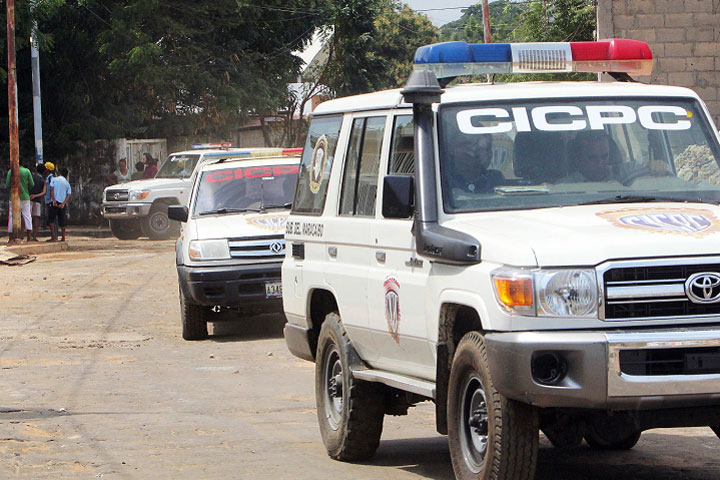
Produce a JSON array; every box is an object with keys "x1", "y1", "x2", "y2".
[
  {"x1": 142, "y1": 153, "x2": 158, "y2": 178},
  {"x1": 49, "y1": 167, "x2": 71, "y2": 243},
  {"x1": 6, "y1": 160, "x2": 34, "y2": 243},
  {"x1": 131, "y1": 161, "x2": 145, "y2": 181},
  {"x1": 42, "y1": 162, "x2": 56, "y2": 241},
  {"x1": 28, "y1": 163, "x2": 46, "y2": 241},
  {"x1": 107, "y1": 158, "x2": 132, "y2": 184}
]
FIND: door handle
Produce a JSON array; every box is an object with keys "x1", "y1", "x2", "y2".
[
  {"x1": 328, "y1": 246, "x2": 337, "y2": 258},
  {"x1": 375, "y1": 251, "x2": 386, "y2": 263}
]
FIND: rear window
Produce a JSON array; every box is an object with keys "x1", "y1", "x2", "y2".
[{"x1": 292, "y1": 115, "x2": 343, "y2": 215}]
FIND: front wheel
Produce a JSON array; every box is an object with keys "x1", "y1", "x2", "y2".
[
  {"x1": 448, "y1": 331, "x2": 538, "y2": 480},
  {"x1": 315, "y1": 312, "x2": 385, "y2": 461},
  {"x1": 179, "y1": 286, "x2": 209, "y2": 341},
  {"x1": 109, "y1": 219, "x2": 142, "y2": 240},
  {"x1": 142, "y1": 204, "x2": 180, "y2": 240}
]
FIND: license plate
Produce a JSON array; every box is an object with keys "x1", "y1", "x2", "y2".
[{"x1": 265, "y1": 282, "x2": 282, "y2": 299}]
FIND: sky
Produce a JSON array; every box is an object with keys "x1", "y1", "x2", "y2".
[{"x1": 404, "y1": 1, "x2": 476, "y2": 27}]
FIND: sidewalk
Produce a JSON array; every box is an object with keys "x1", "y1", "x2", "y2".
[{"x1": 0, "y1": 226, "x2": 112, "y2": 255}]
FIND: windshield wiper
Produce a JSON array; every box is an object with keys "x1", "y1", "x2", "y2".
[
  {"x1": 198, "y1": 207, "x2": 261, "y2": 216},
  {"x1": 579, "y1": 194, "x2": 697, "y2": 206},
  {"x1": 260, "y1": 202, "x2": 292, "y2": 210}
]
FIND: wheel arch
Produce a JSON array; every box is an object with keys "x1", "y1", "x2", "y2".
[
  {"x1": 306, "y1": 288, "x2": 339, "y2": 360},
  {"x1": 434, "y1": 293, "x2": 488, "y2": 435}
]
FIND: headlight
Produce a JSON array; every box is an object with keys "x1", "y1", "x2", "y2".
[
  {"x1": 188, "y1": 240, "x2": 230, "y2": 260},
  {"x1": 492, "y1": 268, "x2": 598, "y2": 318},
  {"x1": 129, "y1": 190, "x2": 150, "y2": 201}
]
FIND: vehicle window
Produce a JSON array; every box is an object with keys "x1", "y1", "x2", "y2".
[
  {"x1": 438, "y1": 98, "x2": 720, "y2": 213},
  {"x1": 389, "y1": 115, "x2": 414, "y2": 174},
  {"x1": 156, "y1": 154, "x2": 200, "y2": 179},
  {"x1": 293, "y1": 115, "x2": 343, "y2": 215},
  {"x1": 193, "y1": 164, "x2": 299, "y2": 216},
  {"x1": 339, "y1": 116, "x2": 385, "y2": 217}
]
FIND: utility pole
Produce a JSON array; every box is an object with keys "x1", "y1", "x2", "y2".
[
  {"x1": 30, "y1": 0, "x2": 43, "y2": 164},
  {"x1": 481, "y1": 0, "x2": 492, "y2": 44},
  {"x1": 6, "y1": 0, "x2": 21, "y2": 239}
]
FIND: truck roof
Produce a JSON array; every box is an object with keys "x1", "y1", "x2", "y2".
[
  {"x1": 312, "y1": 81, "x2": 702, "y2": 115},
  {"x1": 198, "y1": 154, "x2": 301, "y2": 172}
]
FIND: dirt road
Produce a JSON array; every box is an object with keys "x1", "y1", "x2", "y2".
[{"x1": 1, "y1": 238, "x2": 719, "y2": 479}]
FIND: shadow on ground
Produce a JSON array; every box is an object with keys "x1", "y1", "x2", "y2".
[{"x1": 209, "y1": 313, "x2": 286, "y2": 341}]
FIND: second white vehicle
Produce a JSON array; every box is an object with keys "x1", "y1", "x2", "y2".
[{"x1": 170, "y1": 152, "x2": 300, "y2": 340}]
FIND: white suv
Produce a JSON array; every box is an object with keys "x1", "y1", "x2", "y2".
[
  {"x1": 102, "y1": 145, "x2": 300, "y2": 239},
  {"x1": 170, "y1": 152, "x2": 300, "y2": 340},
  {"x1": 282, "y1": 39, "x2": 720, "y2": 479}
]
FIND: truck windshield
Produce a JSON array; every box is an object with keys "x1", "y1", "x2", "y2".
[
  {"x1": 156, "y1": 154, "x2": 200, "y2": 179},
  {"x1": 438, "y1": 98, "x2": 720, "y2": 213},
  {"x1": 193, "y1": 164, "x2": 299, "y2": 216}
]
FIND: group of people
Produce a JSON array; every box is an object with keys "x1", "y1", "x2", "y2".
[
  {"x1": 107, "y1": 152, "x2": 158, "y2": 184},
  {"x1": 6, "y1": 161, "x2": 71, "y2": 244}
]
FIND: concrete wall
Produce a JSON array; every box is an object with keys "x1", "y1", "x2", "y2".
[{"x1": 598, "y1": 0, "x2": 720, "y2": 127}]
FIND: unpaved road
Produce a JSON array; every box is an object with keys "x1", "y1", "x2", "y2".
[{"x1": 1, "y1": 237, "x2": 719, "y2": 479}]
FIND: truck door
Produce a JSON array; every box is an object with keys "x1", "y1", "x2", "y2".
[{"x1": 365, "y1": 114, "x2": 435, "y2": 381}]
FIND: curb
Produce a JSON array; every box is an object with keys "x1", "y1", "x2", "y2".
[{"x1": 1, "y1": 241, "x2": 69, "y2": 256}]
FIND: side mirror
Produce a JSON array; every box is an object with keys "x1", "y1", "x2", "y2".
[
  {"x1": 382, "y1": 175, "x2": 414, "y2": 219},
  {"x1": 168, "y1": 205, "x2": 188, "y2": 223}
]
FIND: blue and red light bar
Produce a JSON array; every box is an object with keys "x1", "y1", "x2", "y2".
[
  {"x1": 413, "y1": 39, "x2": 653, "y2": 78},
  {"x1": 192, "y1": 142, "x2": 233, "y2": 150}
]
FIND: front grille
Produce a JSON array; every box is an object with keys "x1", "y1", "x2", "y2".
[
  {"x1": 604, "y1": 262, "x2": 720, "y2": 320},
  {"x1": 619, "y1": 347, "x2": 720, "y2": 376},
  {"x1": 106, "y1": 189, "x2": 129, "y2": 202},
  {"x1": 228, "y1": 235, "x2": 284, "y2": 260}
]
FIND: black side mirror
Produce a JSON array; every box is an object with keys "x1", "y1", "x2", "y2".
[
  {"x1": 168, "y1": 205, "x2": 188, "y2": 223},
  {"x1": 382, "y1": 175, "x2": 414, "y2": 219}
]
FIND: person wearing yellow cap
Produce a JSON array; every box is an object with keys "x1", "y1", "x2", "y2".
[{"x1": 41, "y1": 163, "x2": 57, "y2": 241}]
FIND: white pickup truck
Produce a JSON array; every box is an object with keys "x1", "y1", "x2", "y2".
[{"x1": 101, "y1": 145, "x2": 301, "y2": 239}]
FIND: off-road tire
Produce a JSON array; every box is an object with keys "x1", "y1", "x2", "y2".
[
  {"x1": 179, "y1": 286, "x2": 209, "y2": 341},
  {"x1": 315, "y1": 312, "x2": 385, "y2": 461},
  {"x1": 142, "y1": 203, "x2": 179, "y2": 240},
  {"x1": 109, "y1": 219, "x2": 142, "y2": 240},
  {"x1": 584, "y1": 425, "x2": 641, "y2": 450},
  {"x1": 448, "y1": 331, "x2": 538, "y2": 480}
]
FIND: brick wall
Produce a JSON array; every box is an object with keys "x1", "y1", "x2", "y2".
[{"x1": 598, "y1": 0, "x2": 720, "y2": 128}]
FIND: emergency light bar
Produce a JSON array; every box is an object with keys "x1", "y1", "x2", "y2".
[
  {"x1": 413, "y1": 38, "x2": 653, "y2": 78},
  {"x1": 192, "y1": 142, "x2": 233, "y2": 149}
]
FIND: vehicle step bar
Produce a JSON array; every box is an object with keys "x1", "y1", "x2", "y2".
[{"x1": 350, "y1": 367, "x2": 436, "y2": 399}]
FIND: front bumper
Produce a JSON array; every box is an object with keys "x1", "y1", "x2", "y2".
[
  {"x1": 485, "y1": 327, "x2": 720, "y2": 409},
  {"x1": 177, "y1": 263, "x2": 284, "y2": 311},
  {"x1": 102, "y1": 203, "x2": 152, "y2": 219}
]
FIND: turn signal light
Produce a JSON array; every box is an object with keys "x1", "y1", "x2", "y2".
[{"x1": 494, "y1": 276, "x2": 533, "y2": 307}]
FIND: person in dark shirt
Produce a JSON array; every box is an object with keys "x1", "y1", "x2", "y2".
[
  {"x1": 447, "y1": 133, "x2": 504, "y2": 194},
  {"x1": 131, "y1": 161, "x2": 145, "y2": 181},
  {"x1": 28, "y1": 163, "x2": 46, "y2": 241},
  {"x1": 143, "y1": 153, "x2": 158, "y2": 178}
]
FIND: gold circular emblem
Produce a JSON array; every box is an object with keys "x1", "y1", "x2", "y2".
[{"x1": 309, "y1": 135, "x2": 328, "y2": 194}]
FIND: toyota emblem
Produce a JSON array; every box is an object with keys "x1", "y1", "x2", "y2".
[
  {"x1": 685, "y1": 272, "x2": 720, "y2": 304},
  {"x1": 113, "y1": 193, "x2": 120, "y2": 200},
  {"x1": 269, "y1": 241, "x2": 284, "y2": 254}
]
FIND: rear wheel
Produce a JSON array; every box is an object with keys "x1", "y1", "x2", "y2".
[
  {"x1": 109, "y1": 219, "x2": 142, "y2": 240},
  {"x1": 179, "y1": 286, "x2": 209, "y2": 341},
  {"x1": 448, "y1": 331, "x2": 538, "y2": 480},
  {"x1": 315, "y1": 312, "x2": 385, "y2": 461}
]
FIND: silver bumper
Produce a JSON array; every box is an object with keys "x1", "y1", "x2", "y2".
[
  {"x1": 102, "y1": 203, "x2": 152, "y2": 219},
  {"x1": 485, "y1": 327, "x2": 720, "y2": 409}
]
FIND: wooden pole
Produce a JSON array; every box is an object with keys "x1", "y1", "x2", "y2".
[
  {"x1": 6, "y1": 0, "x2": 21, "y2": 240},
  {"x1": 481, "y1": 0, "x2": 492, "y2": 44}
]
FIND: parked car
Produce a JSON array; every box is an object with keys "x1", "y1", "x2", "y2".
[{"x1": 170, "y1": 151, "x2": 300, "y2": 340}]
